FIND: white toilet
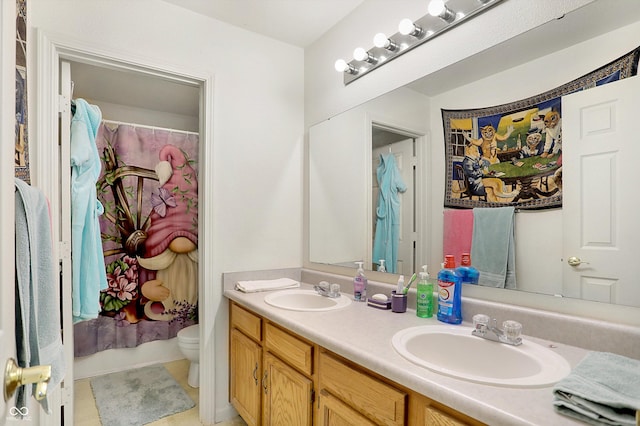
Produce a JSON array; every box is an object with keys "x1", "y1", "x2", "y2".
[{"x1": 177, "y1": 324, "x2": 200, "y2": 388}]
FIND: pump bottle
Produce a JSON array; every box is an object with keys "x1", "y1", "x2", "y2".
[
  {"x1": 416, "y1": 265, "x2": 433, "y2": 318},
  {"x1": 353, "y1": 261, "x2": 368, "y2": 302},
  {"x1": 437, "y1": 255, "x2": 462, "y2": 324}
]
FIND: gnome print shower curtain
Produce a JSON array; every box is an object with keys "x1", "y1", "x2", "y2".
[{"x1": 74, "y1": 122, "x2": 199, "y2": 357}]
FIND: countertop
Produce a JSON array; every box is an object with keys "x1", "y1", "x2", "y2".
[{"x1": 224, "y1": 283, "x2": 590, "y2": 426}]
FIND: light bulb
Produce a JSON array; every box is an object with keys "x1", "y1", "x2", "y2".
[
  {"x1": 353, "y1": 47, "x2": 368, "y2": 61},
  {"x1": 373, "y1": 33, "x2": 397, "y2": 51},
  {"x1": 398, "y1": 18, "x2": 416, "y2": 35},
  {"x1": 334, "y1": 59, "x2": 348, "y2": 72},
  {"x1": 373, "y1": 33, "x2": 388, "y2": 48},
  {"x1": 428, "y1": 0, "x2": 456, "y2": 23},
  {"x1": 428, "y1": 0, "x2": 445, "y2": 17}
]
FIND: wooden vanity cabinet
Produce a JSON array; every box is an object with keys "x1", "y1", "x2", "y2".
[
  {"x1": 408, "y1": 393, "x2": 485, "y2": 426},
  {"x1": 230, "y1": 303, "x2": 263, "y2": 426},
  {"x1": 229, "y1": 301, "x2": 484, "y2": 426},
  {"x1": 229, "y1": 302, "x2": 315, "y2": 426},
  {"x1": 318, "y1": 350, "x2": 406, "y2": 426}
]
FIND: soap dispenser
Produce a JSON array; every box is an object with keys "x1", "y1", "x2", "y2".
[
  {"x1": 353, "y1": 261, "x2": 368, "y2": 302},
  {"x1": 416, "y1": 265, "x2": 433, "y2": 318}
]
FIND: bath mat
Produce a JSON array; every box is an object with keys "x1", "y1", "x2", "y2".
[{"x1": 90, "y1": 364, "x2": 195, "y2": 425}]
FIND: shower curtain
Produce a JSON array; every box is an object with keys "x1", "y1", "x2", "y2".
[{"x1": 74, "y1": 121, "x2": 199, "y2": 357}]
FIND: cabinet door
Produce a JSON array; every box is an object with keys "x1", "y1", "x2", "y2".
[
  {"x1": 230, "y1": 329, "x2": 262, "y2": 426},
  {"x1": 317, "y1": 389, "x2": 377, "y2": 426},
  {"x1": 409, "y1": 392, "x2": 484, "y2": 426},
  {"x1": 263, "y1": 352, "x2": 313, "y2": 426}
]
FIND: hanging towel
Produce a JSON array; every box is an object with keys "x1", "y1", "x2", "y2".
[
  {"x1": 70, "y1": 98, "x2": 108, "y2": 323},
  {"x1": 470, "y1": 207, "x2": 516, "y2": 289},
  {"x1": 235, "y1": 278, "x2": 300, "y2": 293},
  {"x1": 372, "y1": 153, "x2": 407, "y2": 274},
  {"x1": 14, "y1": 178, "x2": 66, "y2": 413},
  {"x1": 553, "y1": 352, "x2": 640, "y2": 426},
  {"x1": 443, "y1": 209, "x2": 474, "y2": 264}
]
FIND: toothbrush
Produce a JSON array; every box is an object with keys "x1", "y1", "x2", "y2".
[{"x1": 403, "y1": 273, "x2": 417, "y2": 294}]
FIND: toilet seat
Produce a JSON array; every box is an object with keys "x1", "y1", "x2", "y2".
[{"x1": 178, "y1": 324, "x2": 199, "y2": 344}]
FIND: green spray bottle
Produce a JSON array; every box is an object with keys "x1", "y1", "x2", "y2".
[{"x1": 416, "y1": 265, "x2": 433, "y2": 318}]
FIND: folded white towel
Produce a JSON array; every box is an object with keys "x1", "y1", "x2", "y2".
[{"x1": 235, "y1": 278, "x2": 300, "y2": 293}]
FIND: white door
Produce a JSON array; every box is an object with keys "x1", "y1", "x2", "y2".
[
  {"x1": 562, "y1": 76, "x2": 640, "y2": 306},
  {"x1": 1, "y1": 1, "x2": 17, "y2": 422},
  {"x1": 373, "y1": 138, "x2": 415, "y2": 275}
]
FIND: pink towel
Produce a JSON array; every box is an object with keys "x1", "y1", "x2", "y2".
[{"x1": 443, "y1": 209, "x2": 474, "y2": 266}]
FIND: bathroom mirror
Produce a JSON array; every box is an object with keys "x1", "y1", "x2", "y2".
[{"x1": 308, "y1": 0, "x2": 640, "y2": 308}]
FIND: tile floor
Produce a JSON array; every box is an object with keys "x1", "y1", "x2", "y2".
[{"x1": 74, "y1": 359, "x2": 247, "y2": 425}]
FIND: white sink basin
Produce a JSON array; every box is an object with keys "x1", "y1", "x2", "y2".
[
  {"x1": 264, "y1": 289, "x2": 352, "y2": 311},
  {"x1": 392, "y1": 325, "x2": 571, "y2": 388}
]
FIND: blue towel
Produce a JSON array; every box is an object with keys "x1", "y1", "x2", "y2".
[
  {"x1": 470, "y1": 207, "x2": 516, "y2": 289},
  {"x1": 14, "y1": 178, "x2": 66, "y2": 413},
  {"x1": 553, "y1": 352, "x2": 640, "y2": 425}
]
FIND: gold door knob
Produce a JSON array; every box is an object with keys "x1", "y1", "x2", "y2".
[
  {"x1": 567, "y1": 256, "x2": 589, "y2": 267},
  {"x1": 4, "y1": 358, "x2": 51, "y2": 401}
]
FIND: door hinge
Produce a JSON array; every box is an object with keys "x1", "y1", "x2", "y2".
[
  {"x1": 58, "y1": 241, "x2": 71, "y2": 260},
  {"x1": 58, "y1": 94, "x2": 70, "y2": 114}
]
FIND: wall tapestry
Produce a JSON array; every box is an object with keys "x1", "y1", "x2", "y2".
[
  {"x1": 442, "y1": 46, "x2": 640, "y2": 210},
  {"x1": 74, "y1": 122, "x2": 199, "y2": 357},
  {"x1": 15, "y1": 0, "x2": 30, "y2": 182}
]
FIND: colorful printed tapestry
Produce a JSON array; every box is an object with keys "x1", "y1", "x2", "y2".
[
  {"x1": 74, "y1": 122, "x2": 199, "y2": 357},
  {"x1": 442, "y1": 46, "x2": 640, "y2": 210}
]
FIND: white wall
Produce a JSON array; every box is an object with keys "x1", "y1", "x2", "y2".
[{"x1": 28, "y1": 0, "x2": 304, "y2": 423}]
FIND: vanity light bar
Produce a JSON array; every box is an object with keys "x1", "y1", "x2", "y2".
[{"x1": 336, "y1": 0, "x2": 504, "y2": 85}]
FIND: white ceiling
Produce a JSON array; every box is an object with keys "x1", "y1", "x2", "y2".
[{"x1": 160, "y1": 0, "x2": 365, "y2": 48}]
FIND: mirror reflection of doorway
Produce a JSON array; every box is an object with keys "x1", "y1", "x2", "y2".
[{"x1": 372, "y1": 125, "x2": 417, "y2": 275}]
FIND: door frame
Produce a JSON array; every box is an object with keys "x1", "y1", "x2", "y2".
[
  {"x1": 1, "y1": 0, "x2": 17, "y2": 422},
  {"x1": 366, "y1": 113, "x2": 429, "y2": 274},
  {"x1": 34, "y1": 29, "x2": 215, "y2": 424}
]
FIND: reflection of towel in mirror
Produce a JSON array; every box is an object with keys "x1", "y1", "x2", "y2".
[
  {"x1": 15, "y1": 178, "x2": 66, "y2": 413},
  {"x1": 236, "y1": 278, "x2": 300, "y2": 293},
  {"x1": 443, "y1": 209, "x2": 474, "y2": 264},
  {"x1": 372, "y1": 153, "x2": 407, "y2": 274},
  {"x1": 553, "y1": 351, "x2": 640, "y2": 426},
  {"x1": 470, "y1": 207, "x2": 516, "y2": 289}
]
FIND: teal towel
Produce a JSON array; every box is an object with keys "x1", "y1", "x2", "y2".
[
  {"x1": 553, "y1": 352, "x2": 640, "y2": 426},
  {"x1": 470, "y1": 207, "x2": 516, "y2": 289}
]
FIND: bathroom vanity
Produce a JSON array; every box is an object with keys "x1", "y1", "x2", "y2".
[{"x1": 224, "y1": 274, "x2": 602, "y2": 426}]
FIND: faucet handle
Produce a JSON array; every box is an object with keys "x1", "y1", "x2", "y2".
[
  {"x1": 329, "y1": 283, "x2": 341, "y2": 297},
  {"x1": 502, "y1": 320, "x2": 522, "y2": 343},
  {"x1": 472, "y1": 314, "x2": 490, "y2": 332}
]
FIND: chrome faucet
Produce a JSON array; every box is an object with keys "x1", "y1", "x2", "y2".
[
  {"x1": 314, "y1": 281, "x2": 341, "y2": 298},
  {"x1": 472, "y1": 314, "x2": 522, "y2": 346}
]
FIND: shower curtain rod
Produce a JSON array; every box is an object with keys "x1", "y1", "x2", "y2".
[{"x1": 101, "y1": 119, "x2": 199, "y2": 136}]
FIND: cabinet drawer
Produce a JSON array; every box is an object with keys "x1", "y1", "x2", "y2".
[
  {"x1": 264, "y1": 323, "x2": 314, "y2": 376},
  {"x1": 319, "y1": 352, "x2": 406, "y2": 426},
  {"x1": 231, "y1": 302, "x2": 262, "y2": 342}
]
